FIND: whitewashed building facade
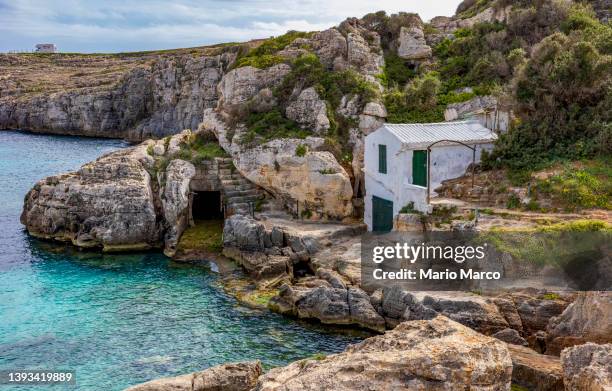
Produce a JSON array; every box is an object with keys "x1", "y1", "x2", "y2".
[{"x1": 364, "y1": 121, "x2": 497, "y2": 232}]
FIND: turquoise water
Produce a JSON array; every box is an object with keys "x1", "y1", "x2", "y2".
[{"x1": 0, "y1": 131, "x2": 361, "y2": 390}]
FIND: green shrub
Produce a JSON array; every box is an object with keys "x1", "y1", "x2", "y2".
[
  {"x1": 235, "y1": 54, "x2": 285, "y2": 69},
  {"x1": 241, "y1": 109, "x2": 307, "y2": 145},
  {"x1": 295, "y1": 144, "x2": 307, "y2": 157},
  {"x1": 487, "y1": 8, "x2": 611, "y2": 169},
  {"x1": 506, "y1": 193, "x2": 521, "y2": 209},
  {"x1": 233, "y1": 31, "x2": 312, "y2": 69},
  {"x1": 146, "y1": 144, "x2": 154, "y2": 156},
  {"x1": 536, "y1": 165, "x2": 611, "y2": 210},
  {"x1": 380, "y1": 52, "x2": 416, "y2": 88}
]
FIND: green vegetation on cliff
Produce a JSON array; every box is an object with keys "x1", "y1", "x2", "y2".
[
  {"x1": 234, "y1": 31, "x2": 313, "y2": 69},
  {"x1": 486, "y1": 6, "x2": 611, "y2": 171}
]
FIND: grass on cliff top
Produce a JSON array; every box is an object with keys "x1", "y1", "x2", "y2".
[
  {"x1": 233, "y1": 30, "x2": 313, "y2": 69},
  {"x1": 176, "y1": 220, "x2": 224, "y2": 254}
]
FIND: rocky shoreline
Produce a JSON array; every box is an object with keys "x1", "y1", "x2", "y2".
[{"x1": 9, "y1": 0, "x2": 612, "y2": 390}]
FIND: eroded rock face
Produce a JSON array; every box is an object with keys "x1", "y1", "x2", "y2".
[
  {"x1": 285, "y1": 87, "x2": 330, "y2": 134},
  {"x1": 561, "y1": 343, "x2": 612, "y2": 391},
  {"x1": 124, "y1": 361, "x2": 262, "y2": 391},
  {"x1": 162, "y1": 159, "x2": 196, "y2": 256},
  {"x1": 1, "y1": 54, "x2": 234, "y2": 141},
  {"x1": 232, "y1": 138, "x2": 353, "y2": 219},
  {"x1": 546, "y1": 292, "x2": 612, "y2": 355},
  {"x1": 217, "y1": 64, "x2": 290, "y2": 111},
  {"x1": 397, "y1": 26, "x2": 432, "y2": 60},
  {"x1": 380, "y1": 287, "x2": 511, "y2": 334},
  {"x1": 270, "y1": 280, "x2": 385, "y2": 332},
  {"x1": 20, "y1": 144, "x2": 160, "y2": 251},
  {"x1": 254, "y1": 316, "x2": 513, "y2": 390}
]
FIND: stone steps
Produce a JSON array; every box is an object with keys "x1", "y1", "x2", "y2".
[{"x1": 215, "y1": 158, "x2": 265, "y2": 216}]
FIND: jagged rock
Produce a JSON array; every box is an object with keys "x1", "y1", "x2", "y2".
[
  {"x1": 397, "y1": 26, "x2": 432, "y2": 60},
  {"x1": 348, "y1": 287, "x2": 386, "y2": 332},
  {"x1": 20, "y1": 144, "x2": 160, "y2": 251},
  {"x1": 507, "y1": 344, "x2": 564, "y2": 391},
  {"x1": 444, "y1": 95, "x2": 498, "y2": 121},
  {"x1": 270, "y1": 282, "x2": 384, "y2": 332},
  {"x1": 513, "y1": 294, "x2": 569, "y2": 335},
  {"x1": 162, "y1": 159, "x2": 196, "y2": 256},
  {"x1": 561, "y1": 343, "x2": 612, "y2": 391},
  {"x1": 222, "y1": 214, "x2": 266, "y2": 252},
  {"x1": 285, "y1": 87, "x2": 330, "y2": 134},
  {"x1": 380, "y1": 287, "x2": 510, "y2": 334},
  {"x1": 494, "y1": 328, "x2": 529, "y2": 346},
  {"x1": 546, "y1": 292, "x2": 612, "y2": 355},
  {"x1": 361, "y1": 102, "x2": 387, "y2": 118},
  {"x1": 217, "y1": 64, "x2": 290, "y2": 110},
  {"x1": 316, "y1": 268, "x2": 347, "y2": 289},
  {"x1": 493, "y1": 297, "x2": 524, "y2": 332},
  {"x1": 1, "y1": 54, "x2": 234, "y2": 141},
  {"x1": 310, "y1": 28, "x2": 348, "y2": 70},
  {"x1": 254, "y1": 316, "x2": 513, "y2": 390},
  {"x1": 124, "y1": 361, "x2": 262, "y2": 391},
  {"x1": 231, "y1": 138, "x2": 353, "y2": 219}
]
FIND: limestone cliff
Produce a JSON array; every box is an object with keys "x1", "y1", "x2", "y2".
[{"x1": 1, "y1": 50, "x2": 235, "y2": 141}]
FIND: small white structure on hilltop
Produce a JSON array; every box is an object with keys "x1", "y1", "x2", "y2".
[
  {"x1": 35, "y1": 44, "x2": 57, "y2": 53},
  {"x1": 364, "y1": 121, "x2": 497, "y2": 232}
]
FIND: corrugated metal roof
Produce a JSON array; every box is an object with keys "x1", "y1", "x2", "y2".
[{"x1": 380, "y1": 120, "x2": 497, "y2": 148}]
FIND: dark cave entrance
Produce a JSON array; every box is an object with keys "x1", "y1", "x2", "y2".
[{"x1": 192, "y1": 191, "x2": 223, "y2": 220}]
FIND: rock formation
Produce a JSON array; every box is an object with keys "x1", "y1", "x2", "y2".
[
  {"x1": 546, "y1": 292, "x2": 612, "y2": 355},
  {"x1": 1, "y1": 53, "x2": 235, "y2": 141},
  {"x1": 125, "y1": 361, "x2": 262, "y2": 391},
  {"x1": 561, "y1": 343, "x2": 612, "y2": 391},
  {"x1": 254, "y1": 316, "x2": 513, "y2": 390},
  {"x1": 20, "y1": 144, "x2": 161, "y2": 251}
]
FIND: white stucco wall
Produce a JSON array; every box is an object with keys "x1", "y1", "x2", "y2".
[{"x1": 364, "y1": 127, "x2": 493, "y2": 231}]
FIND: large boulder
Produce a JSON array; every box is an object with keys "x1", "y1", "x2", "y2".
[
  {"x1": 380, "y1": 287, "x2": 511, "y2": 334},
  {"x1": 254, "y1": 316, "x2": 513, "y2": 390},
  {"x1": 222, "y1": 214, "x2": 266, "y2": 252},
  {"x1": 217, "y1": 64, "x2": 290, "y2": 111},
  {"x1": 397, "y1": 26, "x2": 432, "y2": 60},
  {"x1": 232, "y1": 138, "x2": 353, "y2": 219},
  {"x1": 285, "y1": 87, "x2": 330, "y2": 134},
  {"x1": 20, "y1": 144, "x2": 160, "y2": 251},
  {"x1": 546, "y1": 292, "x2": 612, "y2": 355},
  {"x1": 507, "y1": 344, "x2": 564, "y2": 391},
  {"x1": 561, "y1": 343, "x2": 612, "y2": 391},
  {"x1": 124, "y1": 361, "x2": 262, "y2": 391},
  {"x1": 270, "y1": 282, "x2": 385, "y2": 332}
]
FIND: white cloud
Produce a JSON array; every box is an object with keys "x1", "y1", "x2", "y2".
[{"x1": 0, "y1": 0, "x2": 461, "y2": 52}]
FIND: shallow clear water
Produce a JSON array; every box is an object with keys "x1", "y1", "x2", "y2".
[{"x1": 0, "y1": 131, "x2": 361, "y2": 390}]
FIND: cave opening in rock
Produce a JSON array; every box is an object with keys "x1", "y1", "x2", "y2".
[
  {"x1": 192, "y1": 191, "x2": 223, "y2": 220},
  {"x1": 293, "y1": 260, "x2": 315, "y2": 278}
]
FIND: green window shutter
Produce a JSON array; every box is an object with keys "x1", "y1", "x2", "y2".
[{"x1": 378, "y1": 144, "x2": 387, "y2": 174}]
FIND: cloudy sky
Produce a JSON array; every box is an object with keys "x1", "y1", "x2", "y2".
[{"x1": 0, "y1": 0, "x2": 461, "y2": 53}]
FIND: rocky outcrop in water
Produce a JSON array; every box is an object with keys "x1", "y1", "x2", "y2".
[
  {"x1": 254, "y1": 315, "x2": 513, "y2": 390},
  {"x1": 20, "y1": 144, "x2": 161, "y2": 251},
  {"x1": 125, "y1": 361, "x2": 262, "y2": 391}
]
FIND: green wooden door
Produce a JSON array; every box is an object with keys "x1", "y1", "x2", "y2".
[
  {"x1": 412, "y1": 150, "x2": 428, "y2": 187},
  {"x1": 372, "y1": 196, "x2": 394, "y2": 232}
]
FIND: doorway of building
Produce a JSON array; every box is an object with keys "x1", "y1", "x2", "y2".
[
  {"x1": 192, "y1": 191, "x2": 223, "y2": 220},
  {"x1": 372, "y1": 196, "x2": 393, "y2": 233}
]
